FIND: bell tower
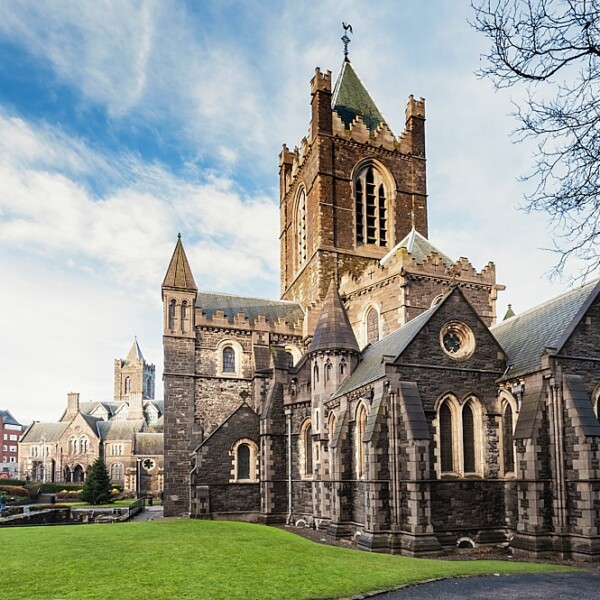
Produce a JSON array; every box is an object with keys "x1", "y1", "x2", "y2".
[{"x1": 279, "y1": 56, "x2": 427, "y2": 315}]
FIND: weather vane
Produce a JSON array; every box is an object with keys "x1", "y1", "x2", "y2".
[{"x1": 342, "y1": 22, "x2": 353, "y2": 61}]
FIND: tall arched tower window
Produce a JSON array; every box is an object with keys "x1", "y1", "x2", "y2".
[
  {"x1": 355, "y1": 165, "x2": 388, "y2": 247},
  {"x1": 181, "y1": 301, "x2": 188, "y2": 333},
  {"x1": 124, "y1": 376, "x2": 131, "y2": 394},
  {"x1": 168, "y1": 299, "x2": 176, "y2": 331},
  {"x1": 296, "y1": 187, "x2": 307, "y2": 266}
]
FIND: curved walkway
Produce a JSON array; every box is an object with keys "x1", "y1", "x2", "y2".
[{"x1": 372, "y1": 572, "x2": 600, "y2": 600}]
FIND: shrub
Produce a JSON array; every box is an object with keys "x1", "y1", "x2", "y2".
[
  {"x1": 0, "y1": 485, "x2": 29, "y2": 497},
  {"x1": 56, "y1": 490, "x2": 81, "y2": 501},
  {"x1": 0, "y1": 479, "x2": 26, "y2": 487},
  {"x1": 80, "y1": 458, "x2": 112, "y2": 505}
]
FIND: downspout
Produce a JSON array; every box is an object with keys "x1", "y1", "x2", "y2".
[{"x1": 285, "y1": 407, "x2": 293, "y2": 524}]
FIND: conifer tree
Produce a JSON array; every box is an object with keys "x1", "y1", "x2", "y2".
[{"x1": 80, "y1": 457, "x2": 112, "y2": 505}]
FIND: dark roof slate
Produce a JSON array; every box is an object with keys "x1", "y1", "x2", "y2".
[
  {"x1": 309, "y1": 282, "x2": 359, "y2": 354},
  {"x1": 21, "y1": 422, "x2": 68, "y2": 443},
  {"x1": 97, "y1": 420, "x2": 144, "y2": 441},
  {"x1": 492, "y1": 279, "x2": 600, "y2": 379},
  {"x1": 514, "y1": 385, "x2": 545, "y2": 440},
  {"x1": 332, "y1": 60, "x2": 387, "y2": 133},
  {"x1": 135, "y1": 432, "x2": 164, "y2": 455},
  {"x1": 197, "y1": 291, "x2": 303, "y2": 326},
  {"x1": 333, "y1": 299, "x2": 444, "y2": 398}
]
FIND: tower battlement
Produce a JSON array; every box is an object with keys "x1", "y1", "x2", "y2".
[{"x1": 310, "y1": 67, "x2": 332, "y2": 93}]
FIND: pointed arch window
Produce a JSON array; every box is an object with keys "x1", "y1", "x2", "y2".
[
  {"x1": 356, "y1": 404, "x2": 368, "y2": 478},
  {"x1": 438, "y1": 397, "x2": 484, "y2": 476},
  {"x1": 124, "y1": 376, "x2": 131, "y2": 395},
  {"x1": 502, "y1": 401, "x2": 515, "y2": 474},
  {"x1": 110, "y1": 463, "x2": 124, "y2": 481},
  {"x1": 313, "y1": 363, "x2": 319, "y2": 383},
  {"x1": 296, "y1": 187, "x2": 307, "y2": 265},
  {"x1": 462, "y1": 404, "x2": 475, "y2": 473},
  {"x1": 181, "y1": 301, "x2": 189, "y2": 333},
  {"x1": 302, "y1": 421, "x2": 313, "y2": 478},
  {"x1": 79, "y1": 436, "x2": 88, "y2": 454},
  {"x1": 168, "y1": 299, "x2": 176, "y2": 331},
  {"x1": 222, "y1": 346, "x2": 235, "y2": 373},
  {"x1": 354, "y1": 165, "x2": 388, "y2": 246},
  {"x1": 439, "y1": 402, "x2": 454, "y2": 473},
  {"x1": 237, "y1": 444, "x2": 250, "y2": 480},
  {"x1": 366, "y1": 307, "x2": 380, "y2": 345},
  {"x1": 325, "y1": 361, "x2": 332, "y2": 383}
]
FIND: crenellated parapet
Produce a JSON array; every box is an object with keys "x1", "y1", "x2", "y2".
[{"x1": 194, "y1": 306, "x2": 304, "y2": 337}]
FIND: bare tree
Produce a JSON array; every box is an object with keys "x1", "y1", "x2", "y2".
[{"x1": 472, "y1": 0, "x2": 600, "y2": 280}]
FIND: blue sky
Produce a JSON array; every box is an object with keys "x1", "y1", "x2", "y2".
[{"x1": 0, "y1": 1, "x2": 589, "y2": 425}]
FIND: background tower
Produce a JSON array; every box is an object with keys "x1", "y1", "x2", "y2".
[{"x1": 114, "y1": 339, "x2": 155, "y2": 401}]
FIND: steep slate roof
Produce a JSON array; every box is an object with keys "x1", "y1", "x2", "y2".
[
  {"x1": 308, "y1": 282, "x2": 359, "y2": 353},
  {"x1": 333, "y1": 296, "x2": 447, "y2": 398},
  {"x1": 162, "y1": 235, "x2": 197, "y2": 290},
  {"x1": 197, "y1": 291, "x2": 303, "y2": 326},
  {"x1": 126, "y1": 338, "x2": 144, "y2": 362},
  {"x1": 380, "y1": 228, "x2": 454, "y2": 267},
  {"x1": 21, "y1": 422, "x2": 68, "y2": 443},
  {"x1": 135, "y1": 432, "x2": 164, "y2": 455},
  {"x1": 332, "y1": 60, "x2": 387, "y2": 133},
  {"x1": 97, "y1": 420, "x2": 144, "y2": 441},
  {"x1": 492, "y1": 279, "x2": 600, "y2": 380},
  {"x1": 0, "y1": 409, "x2": 22, "y2": 427}
]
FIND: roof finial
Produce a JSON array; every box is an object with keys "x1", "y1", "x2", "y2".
[
  {"x1": 177, "y1": 232, "x2": 181, "y2": 240},
  {"x1": 341, "y1": 22, "x2": 353, "y2": 61}
]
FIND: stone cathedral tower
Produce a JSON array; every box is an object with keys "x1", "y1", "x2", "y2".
[{"x1": 279, "y1": 58, "x2": 503, "y2": 346}]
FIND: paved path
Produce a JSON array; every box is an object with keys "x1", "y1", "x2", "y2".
[
  {"x1": 371, "y1": 572, "x2": 600, "y2": 600},
  {"x1": 130, "y1": 505, "x2": 164, "y2": 521}
]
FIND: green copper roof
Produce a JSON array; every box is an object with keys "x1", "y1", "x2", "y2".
[{"x1": 332, "y1": 61, "x2": 387, "y2": 133}]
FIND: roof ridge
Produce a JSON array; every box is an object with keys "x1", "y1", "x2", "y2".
[
  {"x1": 198, "y1": 290, "x2": 300, "y2": 305},
  {"x1": 492, "y1": 279, "x2": 598, "y2": 331}
]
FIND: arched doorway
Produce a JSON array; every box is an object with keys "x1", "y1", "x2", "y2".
[
  {"x1": 73, "y1": 465, "x2": 84, "y2": 483},
  {"x1": 63, "y1": 465, "x2": 72, "y2": 482}
]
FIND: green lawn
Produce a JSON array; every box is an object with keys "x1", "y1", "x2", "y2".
[{"x1": 0, "y1": 520, "x2": 571, "y2": 600}]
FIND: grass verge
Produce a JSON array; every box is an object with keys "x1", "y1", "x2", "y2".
[{"x1": 0, "y1": 519, "x2": 572, "y2": 600}]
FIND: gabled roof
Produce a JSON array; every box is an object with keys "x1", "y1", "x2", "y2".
[
  {"x1": 380, "y1": 228, "x2": 454, "y2": 268},
  {"x1": 162, "y1": 235, "x2": 197, "y2": 290},
  {"x1": 0, "y1": 409, "x2": 22, "y2": 427},
  {"x1": 492, "y1": 279, "x2": 600, "y2": 380},
  {"x1": 97, "y1": 420, "x2": 145, "y2": 441},
  {"x1": 308, "y1": 282, "x2": 359, "y2": 354},
  {"x1": 126, "y1": 338, "x2": 144, "y2": 363},
  {"x1": 79, "y1": 401, "x2": 120, "y2": 417},
  {"x1": 332, "y1": 60, "x2": 387, "y2": 133},
  {"x1": 333, "y1": 293, "x2": 448, "y2": 398},
  {"x1": 197, "y1": 291, "x2": 303, "y2": 326},
  {"x1": 21, "y1": 422, "x2": 69, "y2": 443}
]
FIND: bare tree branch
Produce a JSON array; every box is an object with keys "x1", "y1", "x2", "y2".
[{"x1": 472, "y1": 0, "x2": 600, "y2": 282}]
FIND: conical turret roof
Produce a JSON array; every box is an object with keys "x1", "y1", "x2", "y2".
[
  {"x1": 162, "y1": 235, "x2": 197, "y2": 290},
  {"x1": 309, "y1": 282, "x2": 359, "y2": 353},
  {"x1": 332, "y1": 60, "x2": 387, "y2": 133}
]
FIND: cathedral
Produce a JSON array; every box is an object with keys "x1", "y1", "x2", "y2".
[
  {"x1": 20, "y1": 340, "x2": 164, "y2": 498},
  {"x1": 162, "y1": 54, "x2": 600, "y2": 560}
]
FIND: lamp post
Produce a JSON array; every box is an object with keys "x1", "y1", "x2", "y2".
[{"x1": 136, "y1": 458, "x2": 141, "y2": 499}]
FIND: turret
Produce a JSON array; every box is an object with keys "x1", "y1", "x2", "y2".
[
  {"x1": 308, "y1": 282, "x2": 360, "y2": 435},
  {"x1": 162, "y1": 234, "x2": 198, "y2": 339}
]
